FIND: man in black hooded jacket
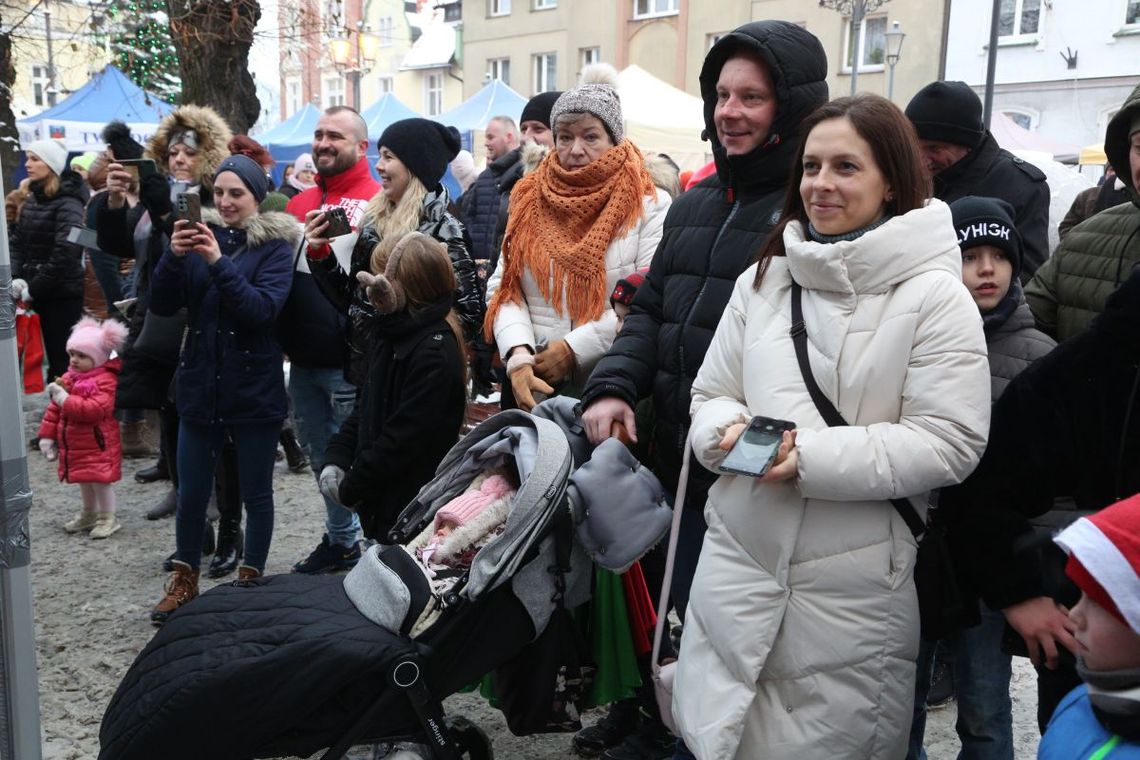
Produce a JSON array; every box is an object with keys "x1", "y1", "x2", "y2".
[{"x1": 575, "y1": 21, "x2": 828, "y2": 760}]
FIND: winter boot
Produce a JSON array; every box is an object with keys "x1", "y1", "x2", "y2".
[
  {"x1": 150, "y1": 561, "x2": 199, "y2": 625},
  {"x1": 120, "y1": 420, "x2": 157, "y2": 459},
  {"x1": 280, "y1": 427, "x2": 310, "y2": 473},
  {"x1": 237, "y1": 565, "x2": 262, "y2": 581},
  {"x1": 145, "y1": 488, "x2": 178, "y2": 520},
  {"x1": 573, "y1": 698, "x2": 640, "y2": 757},
  {"x1": 600, "y1": 711, "x2": 675, "y2": 760},
  {"x1": 207, "y1": 517, "x2": 243, "y2": 578},
  {"x1": 62, "y1": 511, "x2": 99, "y2": 534},
  {"x1": 89, "y1": 514, "x2": 122, "y2": 539},
  {"x1": 135, "y1": 453, "x2": 170, "y2": 483}
]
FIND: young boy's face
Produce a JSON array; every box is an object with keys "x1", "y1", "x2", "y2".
[
  {"x1": 1070, "y1": 591, "x2": 1140, "y2": 671},
  {"x1": 961, "y1": 244, "x2": 1013, "y2": 313},
  {"x1": 613, "y1": 302, "x2": 631, "y2": 334}
]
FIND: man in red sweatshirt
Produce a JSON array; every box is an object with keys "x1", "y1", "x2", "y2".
[{"x1": 281, "y1": 106, "x2": 380, "y2": 574}]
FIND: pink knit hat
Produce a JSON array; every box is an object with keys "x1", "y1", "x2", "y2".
[
  {"x1": 66, "y1": 317, "x2": 128, "y2": 367},
  {"x1": 435, "y1": 474, "x2": 514, "y2": 529}
]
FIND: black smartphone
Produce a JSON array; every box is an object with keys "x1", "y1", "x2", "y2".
[
  {"x1": 719, "y1": 415, "x2": 796, "y2": 478},
  {"x1": 322, "y1": 206, "x2": 353, "y2": 237},
  {"x1": 176, "y1": 192, "x2": 202, "y2": 226},
  {"x1": 117, "y1": 158, "x2": 158, "y2": 181}
]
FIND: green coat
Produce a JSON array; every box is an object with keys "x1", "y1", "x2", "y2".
[{"x1": 1025, "y1": 84, "x2": 1140, "y2": 342}]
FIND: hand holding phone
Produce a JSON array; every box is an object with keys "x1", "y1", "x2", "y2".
[
  {"x1": 117, "y1": 158, "x2": 158, "y2": 182},
  {"x1": 176, "y1": 192, "x2": 202, "y2": 225},
  {"x1": 322, "y1": 206, "x2": 353, "y2": 238},
  {"x1": 719, "y1": 415, "x2": 797, "y2": 478}
]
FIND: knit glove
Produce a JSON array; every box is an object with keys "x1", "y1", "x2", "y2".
[
  {"x1": 534, "y1": 339, "x2": 575, "y2": 385},
  {"x1": 47, "y1": 382, "x2": 69, "y2": 407},
  {"x1": 318, "y1": 465, "x2": 347, "y2": 508},
  {"x1": 506, "y1": 353, "x2": 554, "y2": 412},
  {"x1": 38, "y1": 438, "x2": 57, "y2": 462},
  {"x1": 9, "y1": 278, "x2": 30, "y2": 303},
  {"x1": 139, "y1": 174, "x2": 174, "y2": 218}
]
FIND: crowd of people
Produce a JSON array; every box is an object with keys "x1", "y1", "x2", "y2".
[{"x1": 8, "y1": 16, "x2": 1140, "y2": 760}]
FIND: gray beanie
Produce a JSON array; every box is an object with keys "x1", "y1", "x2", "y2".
[{"x1": 550, "y1": 63, "x2": 624, "y2": 143}]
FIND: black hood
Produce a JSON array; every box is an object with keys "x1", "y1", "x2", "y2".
[
  {"x1": 1105, "y1": 82, "x2": 1140, "y2": 206},
  {"x1": 699, "y1": 20, "x2": 828, "y2": 195}
]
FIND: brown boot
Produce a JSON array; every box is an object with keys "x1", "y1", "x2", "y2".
[
  {"x1": 150, "y1": 561, "x2": 199, "y2": 626},
  {"x1": 237, "y1": 565, "x2": 262, "y2": 581},
  {"x1": 120, "y1": 420, "x2": 157, "y2": 458}
]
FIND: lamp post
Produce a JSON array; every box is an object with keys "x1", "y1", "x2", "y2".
[
  {"x1": 885, "y1": 21, "x2": 906, "y2": 102},
  {"x1": 329, "y1": 22, "x2": 380, "y2": 110}
]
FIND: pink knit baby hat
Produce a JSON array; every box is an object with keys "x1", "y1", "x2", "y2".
[
  {"x1": 435, "y1": 474, "x2": 513, "y2": 529},
  {"x1": 66, "y1": 317, "x2": 128, "y2": 367}
]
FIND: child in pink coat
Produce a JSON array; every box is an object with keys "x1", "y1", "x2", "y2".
[{"x1": 38, "y1": 316, "x2": 128, "y2": 539}]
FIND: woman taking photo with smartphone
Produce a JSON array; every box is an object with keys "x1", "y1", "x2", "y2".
[
  {"x1": 146, "y1": 154, "x2": 298, "y2": 623},
  {"x1": 673, "y1": 95, "x2": 991, "y2": 758}
]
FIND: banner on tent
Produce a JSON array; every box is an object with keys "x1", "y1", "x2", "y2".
[{"x1": 17, "y1": 120, "x2": 161, "y2": 152}]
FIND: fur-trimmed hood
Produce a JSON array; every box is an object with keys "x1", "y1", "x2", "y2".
[
  {"x1": 145, "y1": 104, "x2": 233, "y2": 190},
  {"x1": 202, "y1": 207, "x2": 303, "y2": 249},
  {"x1": 520, "y1": 141, "x2": 549, "y2": 176}
]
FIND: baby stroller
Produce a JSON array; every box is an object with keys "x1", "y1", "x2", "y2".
[{"x1": 99, "y1": 408, "x2": 598, "y2": 760}]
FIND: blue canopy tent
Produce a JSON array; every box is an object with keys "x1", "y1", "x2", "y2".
[
  {"x1": 17, "y1": 65, "x2": 173, "y2": 152},
  {"x1": 259, "y1": 103, "x2": 322, "y2": 165},
  {"x1": 362, "y1": 93, "x2": 420, "y2": 145},
  {"x1": 438, "y1": 80, "x2": 528, "y2": 157}
]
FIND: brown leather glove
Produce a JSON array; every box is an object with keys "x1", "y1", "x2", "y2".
[
  {"x1": 507, "y1": 354, "x2": 555, "y2": 411},
  {"x1": 534, "y1": 339, "x2": 575, "y2": 385}
]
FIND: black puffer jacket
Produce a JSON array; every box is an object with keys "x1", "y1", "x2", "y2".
[
  {"x1": 934, "y1": 133, "x2": 1050, "y2": 284},
  {"x1": 12, "y1": 170, "x2": 87, "y2": 301},
  {"x1": 460, "y1": 148, "x2": 524, "y2": 270},
  {"x1": 983, "y1": 294, "x2": 1055, "y2": 400},
  {"x1": 579, "y1": 21, "x2": 828, "y2": 507}
]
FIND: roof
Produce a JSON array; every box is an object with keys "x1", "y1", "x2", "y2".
[{"x1": 400, "y1": 18, "x2": 455, "y2": 70}]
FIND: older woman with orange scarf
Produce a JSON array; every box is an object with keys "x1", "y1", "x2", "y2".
[{"x1": 484, "y1": 65, "x2": 670, "y2": 411}]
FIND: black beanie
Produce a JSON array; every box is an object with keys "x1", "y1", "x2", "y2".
[
  {"x1": 378, "y1": 118, "x2": 461, "y2": 189},
  {"x1": 520, "y1": 91, "x2": 562, "y2": 128},
  {"x1": 102, "y1": 120, "x2": 144, "y2": 161},
  {"x1": 950, "y1": 196, "x2": 1022, "y2": 280},
  {"x1": 905, "y1": 81, "x2": 985, "y2": 148}
]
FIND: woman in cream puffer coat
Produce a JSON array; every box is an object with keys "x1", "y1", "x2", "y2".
[{"x1": 675, "y1": 95, "x2": 991, "y2": 759}]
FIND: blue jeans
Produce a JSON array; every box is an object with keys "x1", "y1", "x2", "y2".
[
  {"x1": 176, "y1": 420, "x2": 281, "y2": 572},
  {"x1": 89, "y1": 250, "x2": 127, "y2": 318},
  {"x1": 907, "y1": 604, "x2": 1013, "y2": 760},
  {"x1": 288, "y1": 364, "x2": 359, "y2": 547}
]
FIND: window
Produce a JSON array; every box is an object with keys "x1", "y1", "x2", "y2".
[
  {"x1": 378, "y1": 76, "x2": 394, "y2": 94},
  {"x1": 377, "y1": 16, "x2": 394, "y2": 47},
  {"x1": 843, "y1": 15, "x2": 887, "y2": 72},
  {"x1": 534, "y1": 0, "x2": 556, "y2": 8},
  {"x1": 488, "y1": 57, "x2": 511, "y2": 86},
  {"x1": 1002, "y1": 108, "x2": 1038, "y2": 131},
  {"x1": 425, "y1": 72, "x2": 443, "y2": 115},
  {"x1": 533, "y1": 53, "x2": 556, "y2": 94},
  {"x1": 707, "y1": 33, "x2": 726, "y2": 51},
  {"x1": 489, "y1": 0, "x2": 510, "y2": 16},
  {"x1": 324, "y1": 75, "x2": 345, "y2": 107},
  {"x1": 998, "y1": 0, "x2": 1041, "y2": 38},
  {"x1": 31, "y1": 64, "x2": 51, "y2": 107},
  {"x1": 633, "y1": 0, "x2": 678, "y2": 19},
  {"x1": 286, "y1": 78, "x2": 302, "y2": 116},
  {"x1": 1127, "y1": 0, "x2": 1140, "y2": 25},
  {"x1": 580, "y1": 47, "x2": 599, "y2": 70}
]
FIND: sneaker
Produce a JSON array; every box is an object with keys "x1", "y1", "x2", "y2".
[
  {"x1": 600, "y1": 715, "x2": 675, "y2": 760},
  {"x1": 63, "y1": 511, "x2": 99, "y2": 534},
  {"x1": 89, "y1": 514, "x2": 122, "y2": 539},
  {"x1": 573, "y1": 699, "x2": 639, "y2": 757},
  {"x1": 926, "y1": 659, "x2": 955, "y2": 709},
  {"x1": 292, "y1": 534, "x2": 362, "y2": 574}
]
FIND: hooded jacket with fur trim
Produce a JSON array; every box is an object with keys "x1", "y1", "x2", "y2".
[
  {"x1": 145, "y1": 104, "x2": 233, "y2": 193},
  {"x1": 148, "y1": 209, "x2": 299, "y2": 425}
]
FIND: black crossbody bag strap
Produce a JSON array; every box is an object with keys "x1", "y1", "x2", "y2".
[{"x1": 789, "y1": 281, "x2": 927, "y2": 538}]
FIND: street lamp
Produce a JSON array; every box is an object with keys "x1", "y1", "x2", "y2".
[
  {"x1": 885, "y1": 20, "x2": 906, "y2": 102},
  {"x1": 329, "y1": 21, "x2": 380, "y2": 109}
]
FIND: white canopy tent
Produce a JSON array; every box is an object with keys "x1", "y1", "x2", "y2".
[{"x1": 616, "y1": 65, "x2": 710, "y2": 171}]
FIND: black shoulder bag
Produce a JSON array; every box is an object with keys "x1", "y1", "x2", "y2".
[{"x1": 789, "y1": 281, "x2": 979, "y2": 640}]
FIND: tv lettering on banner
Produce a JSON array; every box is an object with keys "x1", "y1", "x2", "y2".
[{"x1": 16, "y1": 120, "x2": 160, "y2": 153}]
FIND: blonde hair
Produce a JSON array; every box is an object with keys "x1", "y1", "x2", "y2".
[{"x1": 364, "y1": 174, "x2": 429, "y2": 275}]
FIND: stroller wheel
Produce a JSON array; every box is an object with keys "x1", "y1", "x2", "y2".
[{"x1": 445, "y1": 716, "x2": 493, "y2": 760}]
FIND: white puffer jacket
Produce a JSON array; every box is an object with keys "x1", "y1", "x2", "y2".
[
  {"x1": 486, "y1": 188, "x2": 670, "y2": 382},
  {"x1": 676, "y1": 200, "x2": 991, "y2": 760}
]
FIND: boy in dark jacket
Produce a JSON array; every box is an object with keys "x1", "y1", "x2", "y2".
[{"x1": 908, "y1": 196, "x2": 1056, "y2": 759}]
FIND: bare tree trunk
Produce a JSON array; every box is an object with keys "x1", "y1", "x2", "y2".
[
  {"x1": 0, "y1": 30, "x2": 20, "y2": 194},
  {"x1": 166, "y1": 0, "x2": 261, "y2": 134}
]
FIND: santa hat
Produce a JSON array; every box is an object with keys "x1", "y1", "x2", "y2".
[
  {"x1": 66, "y1": 317, "x2": 128, "y2": 368},
  {"x1": 1055, "y1": 493, "x2": 1140, "y2": 634},
  {"x1": 610, "y1": 268, "x2": 649, "y2": 308}
]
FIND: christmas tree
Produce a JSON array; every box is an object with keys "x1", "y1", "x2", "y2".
[{"x1": 107, "y1": 0, "x2": 181, "y2": 103}]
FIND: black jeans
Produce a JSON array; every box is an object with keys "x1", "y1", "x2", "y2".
[{"x1": 36, "y1": 296, "x2": 84, "y2": 381}]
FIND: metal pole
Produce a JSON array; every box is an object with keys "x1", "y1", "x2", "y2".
[
  {"x1": 982, "y1": 0, "x2": 1001, "y2": 129},
  {"x1": 850, "y1": 0, "x2": 865, "y2": 95},
  {"x1": 44, "y1": 1, "x2": 56, "y2": 106},
  {"x1": 0, "y1": 156, "x2": 44, "y2": 760},
  {"x1": 887, "y1": 61, "x2": 896, "y2": 102}
]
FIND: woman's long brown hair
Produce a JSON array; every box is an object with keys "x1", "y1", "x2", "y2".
[{"x1": 752, "y1": 94, "x2": 931, "y2": 290}]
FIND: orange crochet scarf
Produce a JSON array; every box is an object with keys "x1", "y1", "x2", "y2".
[{"x1": 483, "y1": 140, "x2": 656, "y2": 341}]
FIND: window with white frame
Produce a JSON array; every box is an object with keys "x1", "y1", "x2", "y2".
[
  {"x1": 488, "y1": 57, "x2": 511, "y2": 86},
  {"x1": 378, "y1": 76, "x2": 394, "y2": 94},
  {"x1": 1002, "y1": 109, "x2": 1038, "y2": 130},
  {"x1": 425, "y1": 72, "x2": 443, "y2": 115},
  {"x1": 324, "y1": 75, "x2": 345, "y2": 107},
  {"x1": 580, "y1": 47, "x2": 599, "y2": 70},
  {"x1": 31, "y1": 64, "x2": 50, "y2": 107},
  {"x1": 633, "y1": 0, "x2": 678, "y2": 19},
  {"x1": 842, "y1": 15, "x2": 887, "y2": 72},
  {"x1": 378, "y1": 16, "x2": 394, "y2": 46},
  {"x1": 534, "y1": 0, "x2": 556, "y2": 8},
  {"x1": 286, "y1": 77, "x2": 302, "y2": 116},
  {"x1": 489, "y1": 0, "x2": 510, "y2": 16},
  {"x1": 534, "y1": 52, "x2": 556, "y2": 94},
  {"x1": 998, "y1": 0, "x2": 1041, "y2": 38},
  {"x1": 1126, "y1": 0, "x2": 1140, "y2": 25}
]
